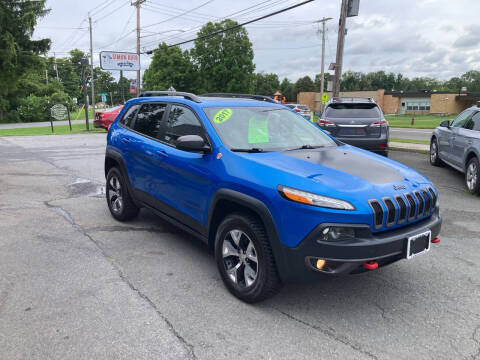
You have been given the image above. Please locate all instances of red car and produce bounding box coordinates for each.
[94,105,123,130]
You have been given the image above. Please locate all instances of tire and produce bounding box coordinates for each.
[430,138,443,166]
[465,157,480,195]
[215,212,282,303]
[106,167,139,221]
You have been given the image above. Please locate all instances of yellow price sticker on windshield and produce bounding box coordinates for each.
[213,108,232,123]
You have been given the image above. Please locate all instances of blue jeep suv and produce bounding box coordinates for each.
[104,91,442,303]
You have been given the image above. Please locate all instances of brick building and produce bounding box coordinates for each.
[298,89,480,115]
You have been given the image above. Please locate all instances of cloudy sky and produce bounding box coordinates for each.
[33,0,480,83]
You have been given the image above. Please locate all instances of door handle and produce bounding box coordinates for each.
[121,137,131,144]
[156,150,169,158]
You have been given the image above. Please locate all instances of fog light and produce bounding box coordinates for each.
[321,226,355,242]
[316,259,326,270]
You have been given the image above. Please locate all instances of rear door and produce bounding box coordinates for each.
[125,102,168,195]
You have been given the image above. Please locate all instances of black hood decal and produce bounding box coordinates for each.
[284,147,403,185]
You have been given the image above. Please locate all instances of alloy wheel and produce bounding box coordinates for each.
[430,141,437,163]
[108,175,123,213]
[466,162,478,191]
[222,230,258,288]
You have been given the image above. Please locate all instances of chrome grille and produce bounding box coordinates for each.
[369,200,384,229]
[394,196,407,224]
[414,191,425,217]
[405,193,417,220]
[369,187,437,230]
[383,198,396,226]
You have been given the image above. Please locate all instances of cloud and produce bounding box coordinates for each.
[453,25,480,48]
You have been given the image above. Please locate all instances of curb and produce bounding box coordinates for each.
[389,142,429,155]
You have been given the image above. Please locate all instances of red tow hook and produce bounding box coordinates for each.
[431,237,440,244]
[363,261,379,270]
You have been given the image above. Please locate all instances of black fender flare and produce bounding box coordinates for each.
[207,188,291,282]
[105,148,141,208]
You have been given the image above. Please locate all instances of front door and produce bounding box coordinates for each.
[447,109,475,166]
[154,104,216,227]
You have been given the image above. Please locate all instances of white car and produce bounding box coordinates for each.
[286,104,311,120]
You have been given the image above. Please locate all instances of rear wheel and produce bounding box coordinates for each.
[465,157,480,194]
[430,138,443,166]
[215,213,282,303]
[106,167,139,221]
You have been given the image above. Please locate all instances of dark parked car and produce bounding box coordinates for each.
[318,98,389,156]
[105,91,441,303]
[430,102,480,194]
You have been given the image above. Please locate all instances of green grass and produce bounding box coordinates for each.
[0,123,106,136]
[390,138,430,145]
[71,108,94,120]
[385,114,455,129]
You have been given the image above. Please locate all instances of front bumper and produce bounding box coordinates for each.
[280,209,442,282]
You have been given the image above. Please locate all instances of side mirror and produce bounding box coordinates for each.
[440,120,450,128]
[176,135,210,153]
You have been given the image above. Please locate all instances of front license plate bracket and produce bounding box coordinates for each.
[406,230,431,259]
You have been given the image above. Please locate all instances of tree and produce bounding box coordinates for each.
[143,43,197,92]
[254,72,280,96]
[0,0,51,122]
[294,76,315,94]
[190,19,255,93]
[280,78,295,102]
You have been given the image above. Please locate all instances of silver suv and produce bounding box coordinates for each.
[286,104,311,120]
[430,102,480,194]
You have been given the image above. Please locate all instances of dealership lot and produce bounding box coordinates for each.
[0,134,479,360]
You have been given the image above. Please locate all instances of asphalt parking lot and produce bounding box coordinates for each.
[0,133,479,360]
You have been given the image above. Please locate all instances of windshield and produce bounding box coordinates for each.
[325,103,380,118]
[203,107,336,151]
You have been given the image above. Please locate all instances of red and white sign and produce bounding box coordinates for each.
[100,51,140,71]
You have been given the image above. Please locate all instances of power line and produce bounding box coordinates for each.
[144,0,315,54]
[141,0,215,30]
[93,0,130,22]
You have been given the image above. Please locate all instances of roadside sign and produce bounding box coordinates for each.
[98,93,107,102]
[322,93,328,104]
[129,79,137,94]
[100,51,140,71]
[51,104,68,120]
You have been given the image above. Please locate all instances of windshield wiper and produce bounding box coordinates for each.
[230,148,266,153]
[285,145,326,151]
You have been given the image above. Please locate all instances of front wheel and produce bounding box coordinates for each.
[215,213,282,303]
[465,157,480,194]
[430,138,443,166]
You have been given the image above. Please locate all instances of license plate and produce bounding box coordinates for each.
[406,230,431,259]
[340,128,365,136]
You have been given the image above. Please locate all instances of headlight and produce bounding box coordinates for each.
[278,185,355,210]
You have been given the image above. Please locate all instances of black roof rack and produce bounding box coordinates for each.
[139,91,201,103]
[331,97,375,103]
[201,93,278,103]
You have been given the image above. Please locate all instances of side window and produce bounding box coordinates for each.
[160,105,206,146]
[133,103,166,138]
[471,112,480,131]
[119,104,140,128]
[451,109,474,128]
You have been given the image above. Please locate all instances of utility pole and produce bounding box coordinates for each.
[53,52,59,81]
[81,58,90,130]
[89,15,95,124]
[132,0,145,96]
[120,70,125,103]
[315,17,332,112]
[332,0,348,97]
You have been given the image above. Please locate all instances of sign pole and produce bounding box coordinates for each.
[49,106,54,133]
[66,103,72,131]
